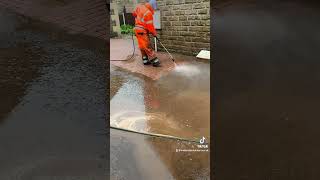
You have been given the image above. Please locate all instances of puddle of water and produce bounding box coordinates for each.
[110,61,210,140]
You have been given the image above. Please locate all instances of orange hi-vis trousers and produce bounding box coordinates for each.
[135,28,156,60]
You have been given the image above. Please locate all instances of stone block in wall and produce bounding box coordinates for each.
[166,0,174,5]
[188,26,203,32]
[187,15,201,20]
[174,26,188,31]
[201,15,210,20]
[160,31,172,36]
[185,10,197,15]
[173,6,181,10]
[174,0,185,5]
[171,21,182,26]
[165,26,175,31]
[198,9,208,14]
[184,37,192,42]
[182,21,190,26]
[171,40,185,46]
[171,31,180,36]
[193,3,206,9]
[190,21,204,26]
[175,11,185,15]
[179,16,187,21]
[168,16,178,21]
[192,37,210,43]
[194,32,207,37]
[180,4,192,10]
[162,21,171,27]
[167,36,180,40]
[201,26,210,32]
[180,31,195,36]
[185,0,194,4]
[163,10,174,16]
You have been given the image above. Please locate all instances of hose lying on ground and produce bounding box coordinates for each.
[105,126,206,144]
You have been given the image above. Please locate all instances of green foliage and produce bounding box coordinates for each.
[120,24,134,34]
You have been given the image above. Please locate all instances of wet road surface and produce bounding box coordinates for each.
[0,8,106,179]
[214,1,320,179]
[110,56,210,179]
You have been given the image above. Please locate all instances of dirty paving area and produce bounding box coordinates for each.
[110,45,210,179]
[0,8,106,179]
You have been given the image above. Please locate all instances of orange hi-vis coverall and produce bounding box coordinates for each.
[132,3,157,60]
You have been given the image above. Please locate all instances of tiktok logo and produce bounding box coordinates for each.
[200,137,206,144]
[197,137,208,149]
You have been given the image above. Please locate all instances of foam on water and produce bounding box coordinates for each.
[173,64,201,76]
[110,111,180,133]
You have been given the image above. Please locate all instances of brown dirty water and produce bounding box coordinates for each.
[110,60,210,140]
[110,38,190,80]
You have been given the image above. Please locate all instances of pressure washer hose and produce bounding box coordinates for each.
[109,126,204,144]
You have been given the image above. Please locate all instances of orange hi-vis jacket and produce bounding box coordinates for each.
[132,3,156,36]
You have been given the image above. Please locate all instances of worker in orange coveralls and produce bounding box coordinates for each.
[132,1,160,67]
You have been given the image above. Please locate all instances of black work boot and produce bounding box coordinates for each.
[151,57,160,67]
[142,56,151,65]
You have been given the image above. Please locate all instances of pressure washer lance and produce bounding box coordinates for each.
[155,36,175,62]
[98,126,208,144]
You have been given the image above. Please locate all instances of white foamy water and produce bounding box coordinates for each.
[173,64,201,77]
[110,111,180,133]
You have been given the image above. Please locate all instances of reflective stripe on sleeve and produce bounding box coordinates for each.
[145,20,153,24]
[143,11,150,18]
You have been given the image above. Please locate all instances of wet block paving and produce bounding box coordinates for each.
[0,0,107,40]
[110,38,194,80]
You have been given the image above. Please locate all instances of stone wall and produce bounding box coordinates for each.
[114,0,138,13]
[110,1,122,36]
[157,0,210,56]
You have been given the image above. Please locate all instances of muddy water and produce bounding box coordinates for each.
[110,59,210,179]
[110,61,210,140]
